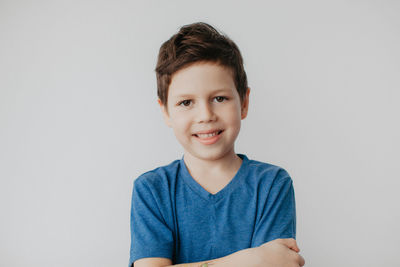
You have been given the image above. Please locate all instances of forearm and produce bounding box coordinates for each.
[136,239,303,267]
[165,247,253,267]
[166,238,304,267]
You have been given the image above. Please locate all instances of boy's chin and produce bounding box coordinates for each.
[184,148,235,162]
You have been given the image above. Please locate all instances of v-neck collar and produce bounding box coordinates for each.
[179,154,249,203]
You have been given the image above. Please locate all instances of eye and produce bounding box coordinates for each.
[214,96,228,103]
[178,99,192,107]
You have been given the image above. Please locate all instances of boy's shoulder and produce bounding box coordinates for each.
[133,158,181,188]
[245,155,293,185]
[247,156,284,170]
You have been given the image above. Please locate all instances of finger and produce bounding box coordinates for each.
[276,238,300,252]
[298,254,305,266]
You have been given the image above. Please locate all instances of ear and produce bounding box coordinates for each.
[158,98,172,128]
[241,87,250,120]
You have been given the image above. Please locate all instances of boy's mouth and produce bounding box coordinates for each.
[192,130,223,139]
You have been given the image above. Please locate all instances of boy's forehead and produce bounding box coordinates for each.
[168,62,236,98]
[172,88,233,98]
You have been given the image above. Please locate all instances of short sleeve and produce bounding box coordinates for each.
[129,176,174,266]
[251,169,296,247]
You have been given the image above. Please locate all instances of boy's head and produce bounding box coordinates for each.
[155,22,248,114]
[155,22,250,161]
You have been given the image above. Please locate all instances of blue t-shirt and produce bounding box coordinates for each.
[129,154,296,266]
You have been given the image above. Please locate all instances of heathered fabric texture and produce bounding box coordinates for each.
[129,154,296,266]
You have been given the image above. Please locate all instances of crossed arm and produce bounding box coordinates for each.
[134,238,305,267]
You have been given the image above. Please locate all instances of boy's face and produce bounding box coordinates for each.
[158,61,250,161]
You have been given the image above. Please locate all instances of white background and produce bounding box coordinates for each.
[1,0,399,266]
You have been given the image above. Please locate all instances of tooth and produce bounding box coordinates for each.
[197,131,218,138]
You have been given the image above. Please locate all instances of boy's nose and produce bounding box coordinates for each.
[197,102,216,123]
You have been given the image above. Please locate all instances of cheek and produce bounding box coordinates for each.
[225,105,242,124]
[174,116,192,132]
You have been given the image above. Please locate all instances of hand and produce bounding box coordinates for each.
[262,238,301,253]
[256,238,305,267]
[229,238,305,267]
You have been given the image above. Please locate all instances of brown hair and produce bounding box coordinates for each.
[155,22,248,111]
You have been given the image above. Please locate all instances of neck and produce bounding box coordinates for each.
[183,148,242,180]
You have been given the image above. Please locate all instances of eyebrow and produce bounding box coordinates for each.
[173,88,232,98]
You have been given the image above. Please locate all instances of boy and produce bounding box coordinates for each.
[130,22,305,267]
